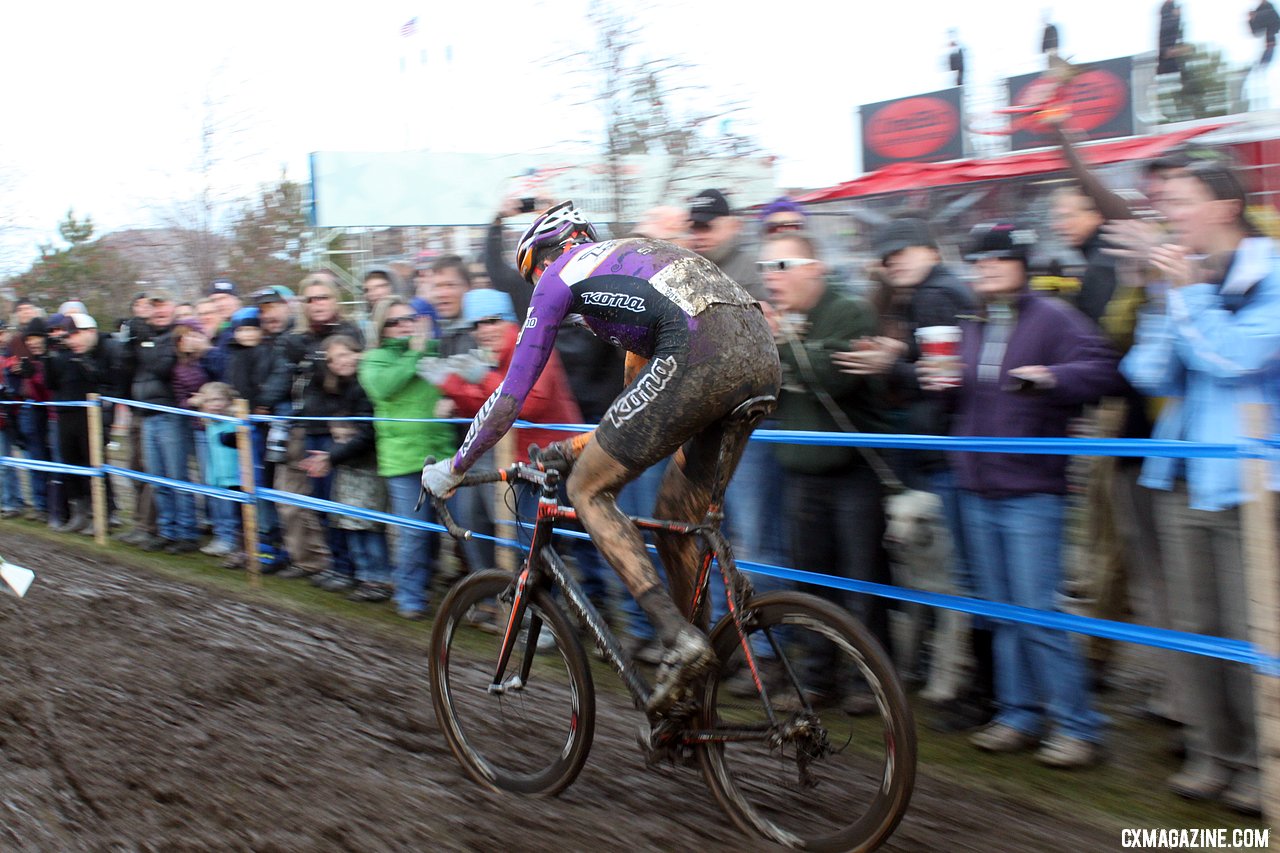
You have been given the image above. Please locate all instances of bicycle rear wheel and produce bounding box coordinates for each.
[430,570,595,796]
[697,591,916,852]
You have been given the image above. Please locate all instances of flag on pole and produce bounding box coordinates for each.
[400,17,418,38]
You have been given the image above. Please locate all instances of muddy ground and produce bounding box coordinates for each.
[0,529,1121,852]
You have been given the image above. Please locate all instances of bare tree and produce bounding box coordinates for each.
[549,0,762,231]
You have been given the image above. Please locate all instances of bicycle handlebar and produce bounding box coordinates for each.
[418,455,564,541]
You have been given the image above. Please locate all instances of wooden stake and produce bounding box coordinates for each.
[233,400,261,587]
[87,394,107,546]
[1240,402,1278,822]
[494,431,517,572]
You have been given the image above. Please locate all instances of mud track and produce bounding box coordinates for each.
[0,531,1116,851]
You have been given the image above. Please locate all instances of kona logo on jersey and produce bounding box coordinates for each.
[606,356,677,428]
[559,241,618,285]
[580,291,646,313]
[457,384,502,460]
[516,311,537,345]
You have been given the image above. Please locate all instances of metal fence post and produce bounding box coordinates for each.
[87,395,108,545]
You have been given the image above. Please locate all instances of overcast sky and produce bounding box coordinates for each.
[0,0,1266,273]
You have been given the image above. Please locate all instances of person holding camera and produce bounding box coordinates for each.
[271,272,364,581]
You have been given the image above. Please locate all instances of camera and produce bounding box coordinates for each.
[519,197,537,214]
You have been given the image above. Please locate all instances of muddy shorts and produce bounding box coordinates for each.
[594,303,782,471]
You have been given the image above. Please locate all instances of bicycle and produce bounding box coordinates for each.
[425,397,916,852]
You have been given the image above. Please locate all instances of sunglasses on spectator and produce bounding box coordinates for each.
[757,258,818,273]
[764,220,805,235]
[473,317,505,328]
[384,315,415,328]
[305,294,333,303]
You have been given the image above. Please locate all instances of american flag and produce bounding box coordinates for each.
[400,17,417,38]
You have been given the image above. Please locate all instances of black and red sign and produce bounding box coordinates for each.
[1006,56,1134,151]
[860,88,964,172]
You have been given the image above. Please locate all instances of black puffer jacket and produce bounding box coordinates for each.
[48,338,124,403]
[279,319,365,434]
[122,321,178,409]
[225,341,289,413]
[311,375,377,469]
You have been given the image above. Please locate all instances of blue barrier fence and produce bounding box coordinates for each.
[1,396,1276,677]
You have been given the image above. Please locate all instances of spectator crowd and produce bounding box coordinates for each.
[2,156,1277,819]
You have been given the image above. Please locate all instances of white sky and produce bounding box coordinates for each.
[0,0,1265,273]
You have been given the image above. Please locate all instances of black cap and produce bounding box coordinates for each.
[874,218,937,259]
[964,222,1037,263]
[207,278,238,297]
[22,317,48,338]
[253,287,284,305]
[689,189,732,224]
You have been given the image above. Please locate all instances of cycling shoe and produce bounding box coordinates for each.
[645,628,716,716]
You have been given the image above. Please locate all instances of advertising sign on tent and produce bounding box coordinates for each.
[1005,56,1135,151]
[859,88,965,173]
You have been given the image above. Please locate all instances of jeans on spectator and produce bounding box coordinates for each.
[718,432,789,626]
[786,465,893,687]
[617,462,667,643]
[0,426,25,511]
[929,467,985,631]
[209,491,241,550]
[386,473,437,615]
[18,405,49,513]
[347,529,392,585]
[143,413,197,542]
[961,491,1103,743]
[454,449,496,572]
[514,482,616,612]
[305,433,352,578]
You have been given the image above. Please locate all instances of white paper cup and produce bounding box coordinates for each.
[915,325,962,387]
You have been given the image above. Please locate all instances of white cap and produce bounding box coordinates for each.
[69,313,98,330]
[58,300,87,315]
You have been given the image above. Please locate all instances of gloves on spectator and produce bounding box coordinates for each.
[421,458,464,498]
[416,349,498,386]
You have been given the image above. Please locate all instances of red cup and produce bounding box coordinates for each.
[915,325,962,387]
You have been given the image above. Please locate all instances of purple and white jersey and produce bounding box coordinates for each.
[451,238,755,471]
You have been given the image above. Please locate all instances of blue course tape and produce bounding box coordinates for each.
[0,400,96,408]
[7,406,1278,674]
[100,465,252,503]
[0,457,103,477]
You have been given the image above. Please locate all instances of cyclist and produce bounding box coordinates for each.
[421,201,781,714]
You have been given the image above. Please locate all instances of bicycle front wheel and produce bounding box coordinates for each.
[429,570,595,796]
[698,590,916,852]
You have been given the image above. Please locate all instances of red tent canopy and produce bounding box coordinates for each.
[796,124,1230,204]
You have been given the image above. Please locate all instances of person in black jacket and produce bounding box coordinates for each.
[120,291,198,551]
[272,273,365,581]
[298,335,391,600]
[1250,0,1280,66]
[47,313,122,534]
[833,217,992,730]
[1050,185,1119,324]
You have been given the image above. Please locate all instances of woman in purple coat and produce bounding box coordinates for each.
[924,222,1123,769]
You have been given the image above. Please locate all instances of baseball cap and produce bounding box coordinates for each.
[68,313,98,331]
[689,189,732,224]
[208,278,239,297]
[58,300,87,315]
[874,218,938,260]
[230,306,261,329]
[964,222,1037,263]
[252,287,285,305]
[146,287,175,303]
[461,289,517,326]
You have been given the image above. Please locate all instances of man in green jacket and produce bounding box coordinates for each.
[762,233,895,706]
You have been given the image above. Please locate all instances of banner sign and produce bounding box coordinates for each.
[860,88,965,173]
[1006,56,1134,151]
